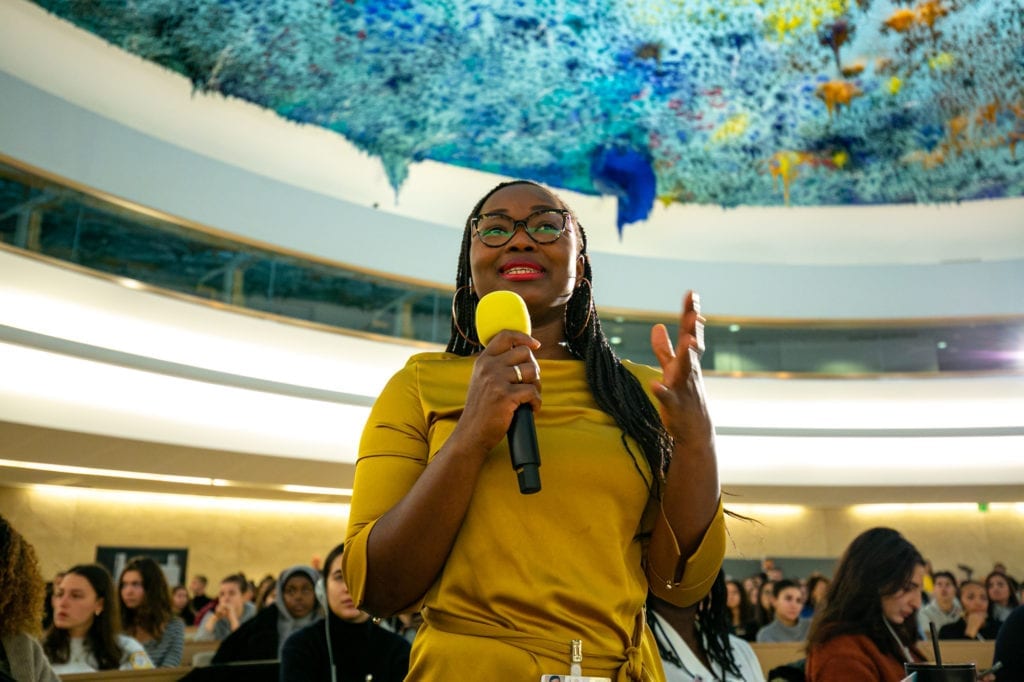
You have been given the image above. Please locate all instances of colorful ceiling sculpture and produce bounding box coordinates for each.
[31,0,1024,230]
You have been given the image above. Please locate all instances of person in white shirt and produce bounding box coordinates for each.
[42,563,154,674]
[649,571,766,682]
[917,570,962,636]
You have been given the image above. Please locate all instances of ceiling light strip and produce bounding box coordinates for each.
[0,458,352,498]
[715,425,1024,438]
[0,323,375,407]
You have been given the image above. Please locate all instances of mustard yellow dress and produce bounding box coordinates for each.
[344,353,725,681]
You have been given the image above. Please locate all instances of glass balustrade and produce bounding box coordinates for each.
[2,156,1021,375]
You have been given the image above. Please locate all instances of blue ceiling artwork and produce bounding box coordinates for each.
[30,0,1024,231]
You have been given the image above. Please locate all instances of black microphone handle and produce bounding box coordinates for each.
[507,404,541,494]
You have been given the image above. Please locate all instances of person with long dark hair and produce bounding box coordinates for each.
[43,563,154,673]
[805,527,927,681]
[343,180,725,680]
[724,579,760,642]
[985,570,1019,627]
[0,515,60,682]
[118,556,185,667]
[649,571,765,681]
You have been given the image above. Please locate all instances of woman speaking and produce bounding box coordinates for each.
[344,180,725,681]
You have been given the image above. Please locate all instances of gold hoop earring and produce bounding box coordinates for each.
[451,285,482,348]
[567,277,594,340]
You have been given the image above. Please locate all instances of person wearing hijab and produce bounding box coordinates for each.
[212,565,321,663]
[281,544,410,681]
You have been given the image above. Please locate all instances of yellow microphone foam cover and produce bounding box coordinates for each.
[475,290,531,346]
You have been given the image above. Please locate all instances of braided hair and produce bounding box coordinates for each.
[648,571,743,681]
[446,180,673,490]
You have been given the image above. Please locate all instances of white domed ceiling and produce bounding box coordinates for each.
[24,0,1024,232]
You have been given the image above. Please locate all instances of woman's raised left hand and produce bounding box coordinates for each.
[649,290,714,447]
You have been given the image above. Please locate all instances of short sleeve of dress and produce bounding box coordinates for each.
[343,357,432,607]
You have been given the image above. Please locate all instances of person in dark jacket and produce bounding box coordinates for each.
[213,566,320,663]
[993,604,1023,681]
[280,544,409,682]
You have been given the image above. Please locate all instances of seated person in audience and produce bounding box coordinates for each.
[0,514,60,682]
[743,575,760,605]
[43,563,155,673]
[171,584,197,627]
[649,570,765,681]
[805,527,927,682]
[118,556,185,667]
[724,578,760,642]
[194,573,256,642]
[756,579,810,643]
[253,574,277,612]
[281,544,410,681]
[189,574,213,614]
[985,570,1019,626]
[993,604,1023,681]
[213,565,321,663]
[801,575,829,620]
[754,580,775,629]
[917,570,962,636]
[938,580,1001,641]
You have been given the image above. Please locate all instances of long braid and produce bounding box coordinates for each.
[647,571,743,681]
[446,180,672,491]
[695,571,743,680]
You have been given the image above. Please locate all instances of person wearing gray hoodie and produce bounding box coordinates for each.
[212,565,322,663]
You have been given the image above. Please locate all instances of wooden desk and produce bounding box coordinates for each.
[61,667,190,681]
[181,639,219,667]
[750,639,996,676]
[922,640,995,667]
[750,641,806,676]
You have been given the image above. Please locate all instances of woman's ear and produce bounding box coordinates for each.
[575,254,586,287]
[94,597,104,616]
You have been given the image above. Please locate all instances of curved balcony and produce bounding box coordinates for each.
[3,154,1021,377]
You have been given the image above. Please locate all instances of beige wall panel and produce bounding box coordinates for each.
[3,486,1021,588]
[724,506,1023,580]
[0,487,348,585]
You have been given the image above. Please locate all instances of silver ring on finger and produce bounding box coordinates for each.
[512,364,524,384]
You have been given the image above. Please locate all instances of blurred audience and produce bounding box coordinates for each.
[0,515,60,682]
[118,556,185,667]
[253,574,277,612]
[43,563,154,673]
[756,579,810,643]
[171,585,197,626]
[724,578,760,642]
[754,580,775,630]
[188,574,212,614]
[985,570,1019,626]
[194,573,255,642]
[938,580,1001,641]
[281,544,409,681]
[918,570,962,635]
[213,565,321,663]
[801,575,829,619]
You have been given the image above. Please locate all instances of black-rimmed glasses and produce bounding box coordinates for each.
[471,209,570,247]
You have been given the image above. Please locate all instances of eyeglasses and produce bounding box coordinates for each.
[472,209,570,247]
